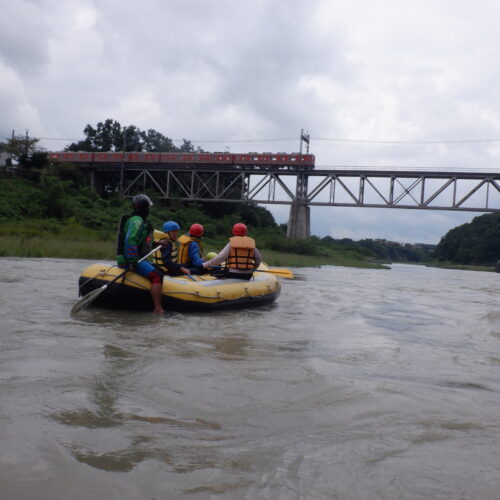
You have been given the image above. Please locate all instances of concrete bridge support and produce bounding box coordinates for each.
[286,201,310,239]
[89,169,105,196]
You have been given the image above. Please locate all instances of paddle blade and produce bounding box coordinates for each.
[70,284,108,315]
[256,268,294,279]
[267,268,294,278]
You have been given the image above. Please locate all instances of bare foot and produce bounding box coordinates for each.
[153,308,165,315]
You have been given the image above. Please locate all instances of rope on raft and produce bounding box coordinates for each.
[91,271,277,301]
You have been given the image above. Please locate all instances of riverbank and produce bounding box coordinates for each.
[429,263,496,273]
[0,227,387,269]
[2,218,495,272]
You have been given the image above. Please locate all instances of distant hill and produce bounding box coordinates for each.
[433,213,500,266]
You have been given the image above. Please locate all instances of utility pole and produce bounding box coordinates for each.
[120,132,126,192]
[25,129,29,159]
[299,129,310,154]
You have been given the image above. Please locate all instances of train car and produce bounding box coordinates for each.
[158,152,233,165]
[93,152,124,163]
[126,152,161,163]
[48,152,94,162]
[233,152,315,169]
[197,153,233,164]
[160,153,193,164]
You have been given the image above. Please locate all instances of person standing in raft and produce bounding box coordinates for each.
[178,223,206,274]
[116,194,164,315]
[203,223,262,280]
[153,221,191,277]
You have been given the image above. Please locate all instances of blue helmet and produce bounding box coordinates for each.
[163,220,180,232]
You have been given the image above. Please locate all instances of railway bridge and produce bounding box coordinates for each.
[49,151,500,239]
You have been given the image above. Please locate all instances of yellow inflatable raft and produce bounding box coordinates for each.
[77,263,281,312]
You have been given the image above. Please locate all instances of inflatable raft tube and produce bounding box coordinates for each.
[77,263,281,312]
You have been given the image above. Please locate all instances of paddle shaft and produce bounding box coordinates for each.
[209,265,294,279]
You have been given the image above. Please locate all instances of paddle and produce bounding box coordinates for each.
[255,268,294,279]
[70,245,161,315]
[208,265,294,279]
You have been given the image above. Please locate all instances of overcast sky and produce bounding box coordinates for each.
[1,0,500,243]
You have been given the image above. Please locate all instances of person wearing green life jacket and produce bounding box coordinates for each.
[116,194,164,315]
[152,221,191,277]
[178,223,206,274]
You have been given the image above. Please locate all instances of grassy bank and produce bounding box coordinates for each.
[0,223,386,268]
[428,263,496,273]
[261,248,388,268]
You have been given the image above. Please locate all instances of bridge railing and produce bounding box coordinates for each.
[316,165,500,174]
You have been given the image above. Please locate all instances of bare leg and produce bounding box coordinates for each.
[150,282,164,314]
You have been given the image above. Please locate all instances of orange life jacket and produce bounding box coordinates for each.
[227,236,256,270]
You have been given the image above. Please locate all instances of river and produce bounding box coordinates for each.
[0,258,499,499]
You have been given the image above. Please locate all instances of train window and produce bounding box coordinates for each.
[161,154,177,162]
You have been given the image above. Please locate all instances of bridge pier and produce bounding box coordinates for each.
[286,201,310,239]
[89,169,105,196]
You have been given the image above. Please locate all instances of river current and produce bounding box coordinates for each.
[0,258,499,499]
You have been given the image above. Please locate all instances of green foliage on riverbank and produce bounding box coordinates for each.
[0,173,393,267]
[0,170,440,268]
[0,231,389,268]
[431,263,495,272]
[433,213,500,266]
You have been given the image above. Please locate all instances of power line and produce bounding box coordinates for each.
[176,137,296,144]
[2,135,297,143]
[4,134,500,145]
[314,137,500,144]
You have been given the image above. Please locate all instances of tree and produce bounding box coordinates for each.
[140,129,175,152]
[178,139,197,153]
[67,119,121,152]
[434,213,500,265]
[5,135,44,165]
[4,135,46,177]
[66,118,195,153]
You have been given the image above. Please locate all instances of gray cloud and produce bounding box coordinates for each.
[1,0,499,241]
[0,1,51,75]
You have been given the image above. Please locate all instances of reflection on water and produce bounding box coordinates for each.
[0,258,499,499]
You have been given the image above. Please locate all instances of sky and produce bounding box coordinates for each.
[1,0,500,244]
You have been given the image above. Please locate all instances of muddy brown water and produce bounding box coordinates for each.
[0,258,499,499]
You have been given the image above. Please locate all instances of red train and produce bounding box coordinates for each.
[48,151,315,169]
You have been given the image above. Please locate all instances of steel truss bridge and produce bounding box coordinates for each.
[78,162,500,239]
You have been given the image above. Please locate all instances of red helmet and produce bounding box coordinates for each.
[189,223,204,237]
[232,223,247,236]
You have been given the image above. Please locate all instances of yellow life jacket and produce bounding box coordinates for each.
[178,234,203,265]
[227,236,256,270]
[152,230,178,272]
